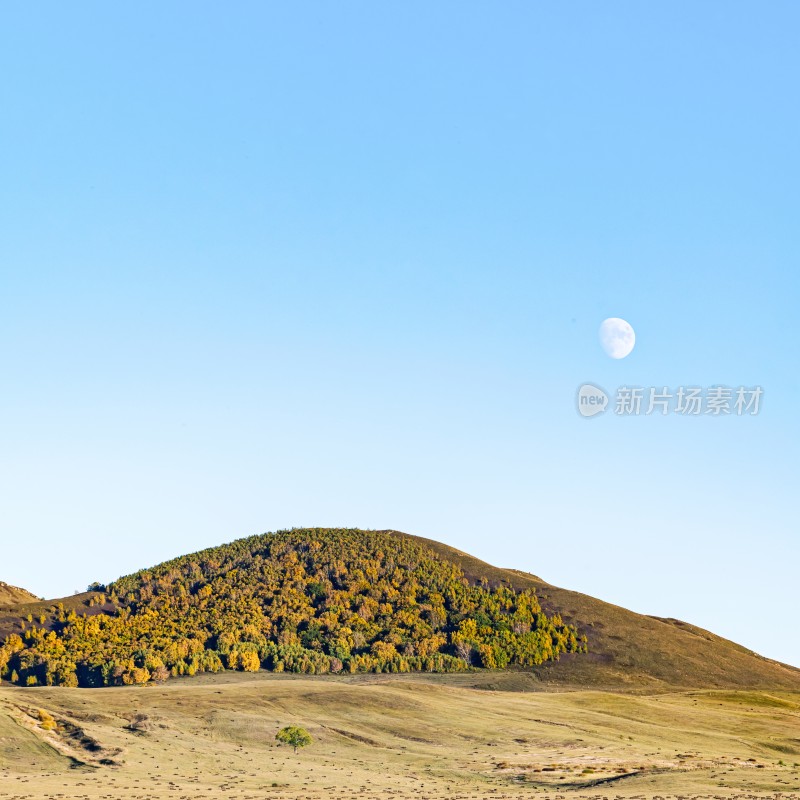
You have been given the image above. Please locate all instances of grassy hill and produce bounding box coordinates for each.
[394,531,800,691]
[1,528,798,691]
[0,582,38,606]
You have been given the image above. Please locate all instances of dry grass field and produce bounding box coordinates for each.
[1,671,798,800]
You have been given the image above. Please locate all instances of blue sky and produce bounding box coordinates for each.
[1,4,798,666]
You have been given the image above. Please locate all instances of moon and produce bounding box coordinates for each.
[599,317,635,359]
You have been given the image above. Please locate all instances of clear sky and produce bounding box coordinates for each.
[1,4,798,667]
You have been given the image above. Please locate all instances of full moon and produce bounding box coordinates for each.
[599,317,635,359]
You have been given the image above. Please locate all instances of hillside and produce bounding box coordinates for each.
[1,528,798,692]
[0,529,583,688]
[394,531,800,691]
[0,582,38,606]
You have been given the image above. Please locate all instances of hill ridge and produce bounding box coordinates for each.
[385,531,800,689]
[0,581,38,606]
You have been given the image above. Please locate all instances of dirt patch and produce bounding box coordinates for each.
[9,704,122,768]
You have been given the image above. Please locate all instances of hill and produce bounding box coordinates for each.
[0,582,38,606]
[0,529,583,688]
[394,531,800,691]
[1,528,798,692]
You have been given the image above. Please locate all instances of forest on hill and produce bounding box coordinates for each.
[0,529,585,687]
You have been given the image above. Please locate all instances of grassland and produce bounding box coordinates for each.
[1,671,798,799]
[0,584,38,608]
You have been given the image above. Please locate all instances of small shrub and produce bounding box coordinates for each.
[150,665,170,684]
[126,712,150,732]
[38,709,57,731]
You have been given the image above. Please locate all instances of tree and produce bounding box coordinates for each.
[239,650,261,672]
[275,725,312,754]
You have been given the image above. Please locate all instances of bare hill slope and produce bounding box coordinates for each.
[389,530,800,690]
[0,582,38,606]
